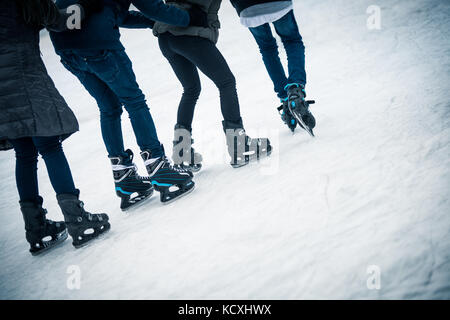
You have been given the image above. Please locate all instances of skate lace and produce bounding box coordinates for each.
[130,164,150,181]
[163,156,189,173]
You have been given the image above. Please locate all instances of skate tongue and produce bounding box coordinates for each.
[111,163,136,171]
[144,157,166,177]
[143,156,161,167]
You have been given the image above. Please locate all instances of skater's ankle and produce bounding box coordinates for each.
[284,83,299,91]
[175,123,192,132]
[149,146,165,160]
[19,195,43,206]
[56,189,80,200]
[285,83,305,91]
[222,118,244,132]
[109,150,134,167]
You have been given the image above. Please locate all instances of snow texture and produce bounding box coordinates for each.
[0,0,449,299]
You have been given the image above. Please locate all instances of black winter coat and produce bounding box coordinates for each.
[0,0,79,151]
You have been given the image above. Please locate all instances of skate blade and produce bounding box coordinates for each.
[161,183,195,205]
[231,153,272,168]
[289,106,315,138]
[121,191,155,212]
[230,156,271,169]
[175,163,202,174]
[301,124,315,137]
[31,229,68,256]
[73,224,111,249]
[230,148,272,169]
[189,165,202,174]
[231,163,248,169]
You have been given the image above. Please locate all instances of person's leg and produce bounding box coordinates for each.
[32,136,77,196]
[273,12,316,135]
[77,74,129,161]
[9,137,69,254]
[9,137,40,202]
[158,34,201,129]
[272,10,307,87]
[59,53,130,162]
[37,135,113,248]
[167,35,242,124]
[84,50,164,158]
[248,23,289,99]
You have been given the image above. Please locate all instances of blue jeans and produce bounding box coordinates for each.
[9,136,77,202]
[249,10,306,99]
[59,49,164,164]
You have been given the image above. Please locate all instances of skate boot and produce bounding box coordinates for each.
[277,98,301,133]
[141,146,195,204]
[110,149,154,211]
[20,196,68,256]
[285,83,316,137]
[57,191,110,248]
[172,124,203,173]
[222,119,272,168]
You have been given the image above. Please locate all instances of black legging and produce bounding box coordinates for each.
[9,136,77,202]
[158,33,242,129]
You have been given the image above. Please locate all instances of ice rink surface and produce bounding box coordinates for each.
[0,0,449,299]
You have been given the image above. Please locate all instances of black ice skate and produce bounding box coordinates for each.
[277,98,302,133]
[57,192,110,249]
[141,147,195,204]
[110,149,154,211]
[20,196,68,256]
[285,83,316,137]
[172,124,203,173]
[223,119,272,168]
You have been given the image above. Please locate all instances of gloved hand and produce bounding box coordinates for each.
[187,4,208,27]
[77,0,104,17]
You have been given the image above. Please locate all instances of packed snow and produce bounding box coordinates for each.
[0,0,449,299]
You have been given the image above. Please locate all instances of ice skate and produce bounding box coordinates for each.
[141,147,195,204]
[110,149,154,211]
[172,124,203,173]
[277,98,303,133]
[20,197,68,256]
[285,83,316,137]
[57,192,110,248]
[222,119,272,168]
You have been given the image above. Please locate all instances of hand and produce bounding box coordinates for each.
[77,0,104,17]
[187,4,208,27]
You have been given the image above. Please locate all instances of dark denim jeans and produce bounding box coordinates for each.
[9,136,77,202]
[59,49,164,164]
[249,10,306,99]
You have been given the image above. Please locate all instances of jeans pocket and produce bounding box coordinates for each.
[84,50,120,83]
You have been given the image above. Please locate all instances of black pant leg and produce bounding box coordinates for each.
[9,137,39,202]
[165,34,242,123]
[32,136,77,196]
[158,34,202,129]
